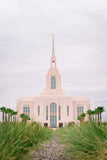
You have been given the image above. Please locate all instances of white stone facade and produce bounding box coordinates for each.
[17,35,90,128]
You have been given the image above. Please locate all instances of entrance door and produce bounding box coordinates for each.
[50,103,57,128]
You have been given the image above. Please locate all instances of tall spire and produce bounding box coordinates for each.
[52,33,54,54]
[51,33,56,68]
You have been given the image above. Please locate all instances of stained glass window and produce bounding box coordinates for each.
[46,106,48,120]
[38,106,40,116]
[51,76,56,89]
[23,106,30,116]
[50,103,57,128]
[59,106,61,120]
[67,106,69,116]
[77,107,84,119]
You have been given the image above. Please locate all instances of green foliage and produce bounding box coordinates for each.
[0,107,18,123]
[102,122,107,127]
[0,122,53,160]
[0,107,6,122]
[56,122,107,160]
[20,113,30,122]
[68,122,75,127]
[78,113,86,122]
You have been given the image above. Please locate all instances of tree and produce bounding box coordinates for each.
[7,108,11,122]
[94,108,98,122]
[81,113,86,122]
[97,106,104,126]
[20,113,30,123]
[91,111,95,122]
[4,108,8,122]
[13,111,18,122]
[78,113,86,123]
[10,109,14,123]
[87,110,92,121]
[0,107,6,122]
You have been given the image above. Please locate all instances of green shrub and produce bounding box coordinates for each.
[68,122,75,127]
[0,122,52,160]
[56,122,107,160]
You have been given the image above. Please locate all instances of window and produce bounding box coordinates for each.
[50,103,57,128]
[51,76,56,89]
[38,106,40,116]
[59,106,61,120]
[23,106,30,116]
[67,106,69,116]
[77,107,84,119]
[46,106,48,120]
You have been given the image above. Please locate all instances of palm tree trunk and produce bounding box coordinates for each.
[93,115,94,122]
[3,112,4,122]
[95,115,97,122]
[15,116,16,122]
[8,114,10,122]
[11,115,12,123]
[5,114,7,122]
[100,112,101,126]
[98,113,99,123]
[89,115,91,121]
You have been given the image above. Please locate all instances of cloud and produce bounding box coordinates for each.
[0,0,107,121]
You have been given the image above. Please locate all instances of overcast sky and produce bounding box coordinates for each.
[0,0,107,121]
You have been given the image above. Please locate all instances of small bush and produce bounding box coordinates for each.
[68,121,75,127]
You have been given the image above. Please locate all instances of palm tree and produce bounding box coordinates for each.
[91,111,95,122]
[0,107,6,122]
[96,107,100,124]
[78,115,82,122]
[81,113,86,122]
[97,106,104,126]
[95,108,98,122]
[87,110,92,121]
[4,108,8,122]
[7,108,12,122]
[10,109,14,123]
[78,113,86,123]
[20,113,30,123]
[13,111,18,122]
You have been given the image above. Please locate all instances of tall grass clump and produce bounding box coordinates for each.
[56,122,107,160]
[0,122,52,160]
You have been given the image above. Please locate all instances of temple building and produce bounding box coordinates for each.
[17,34,90,128]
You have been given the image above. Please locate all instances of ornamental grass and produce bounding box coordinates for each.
[0,122,52,160]
[56,122,107,160]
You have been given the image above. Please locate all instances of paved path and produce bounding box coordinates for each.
[29,133,71,160]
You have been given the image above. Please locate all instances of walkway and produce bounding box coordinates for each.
[29,133,71,160]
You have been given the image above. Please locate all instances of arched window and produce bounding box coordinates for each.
[23,106,30,116]
[50,103,57,128]
[67,106,69,116]
[38,106,40,116]
[51,76,56,89]
[77,107,84,119]
[59,106,61,120]
[46,106,48,120]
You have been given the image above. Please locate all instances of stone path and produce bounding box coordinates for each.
[29,133,71,160]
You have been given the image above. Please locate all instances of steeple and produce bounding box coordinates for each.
[51,33,56,68]
[52,33,54,53]
[40,34,66,96]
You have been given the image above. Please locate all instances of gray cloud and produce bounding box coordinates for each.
[0,0,107,121]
